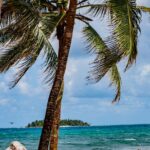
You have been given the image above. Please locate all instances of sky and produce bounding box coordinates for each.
[1,0,150,128]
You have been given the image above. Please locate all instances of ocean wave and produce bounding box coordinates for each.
[124,138,136,141]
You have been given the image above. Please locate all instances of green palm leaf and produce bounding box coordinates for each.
[137,6,150,13]
[109,64,121,103]
[0,0,64,87]
[83,24,121,102]
[84,0,141,70]
[87,4,109,18]
[110,0,141,70]
[10,26,57,88]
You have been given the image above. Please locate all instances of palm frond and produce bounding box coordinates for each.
[109,64,121,103]
[78,3,109,18]
[75,14,92,25]
[0,0,64,87]
[10,51,41,88]
[78,0,88,6]
[88,4,109,18]
[81,0,141,70]
[83,24,121,102]
[10,25,57,88]
[107,0,141,70]
[137,6,150,13]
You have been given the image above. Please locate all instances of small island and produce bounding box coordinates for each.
[26,119,90,128]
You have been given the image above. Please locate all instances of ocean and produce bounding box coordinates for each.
[0,125,150,150]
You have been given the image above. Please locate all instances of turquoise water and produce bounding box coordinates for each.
[1,125,150,150]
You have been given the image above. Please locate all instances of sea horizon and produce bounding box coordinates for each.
[1,123,150,129]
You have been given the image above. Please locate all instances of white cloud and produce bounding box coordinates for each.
[65,58,80,96]
[0,99,10,106]
[17,80,29,94]
[0,82,8,92]
[140,65,150,77]
[96,97,147,114]
[136,0,150,6]
[66,61,77,77]
[16,78,49,97]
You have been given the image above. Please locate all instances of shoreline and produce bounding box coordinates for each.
[1,124,150,129]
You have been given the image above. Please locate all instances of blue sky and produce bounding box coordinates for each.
[1,0,150,128]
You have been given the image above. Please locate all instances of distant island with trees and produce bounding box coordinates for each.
[26,119,90,128]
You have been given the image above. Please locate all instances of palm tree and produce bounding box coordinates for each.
[44,1,141,149]
[0,1,64,149]
[38,1,78,149]
[0,0,76,149]
[0,0,146,150]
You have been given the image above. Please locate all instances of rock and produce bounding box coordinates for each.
[6,141,27,150]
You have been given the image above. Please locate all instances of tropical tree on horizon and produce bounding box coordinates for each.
[0,0,149,150]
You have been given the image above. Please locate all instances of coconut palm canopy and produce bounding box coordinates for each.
[0,0,146,102]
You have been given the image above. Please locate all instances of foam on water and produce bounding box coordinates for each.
[124,138,136,141]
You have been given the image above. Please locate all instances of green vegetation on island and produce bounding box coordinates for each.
[26,119,90,128]
[60,119,90,126]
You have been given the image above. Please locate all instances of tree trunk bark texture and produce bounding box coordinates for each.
[38,0,77,149]
[50,82,64,150]
[50,21,65,150]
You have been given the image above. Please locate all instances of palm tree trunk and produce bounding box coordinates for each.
[49,22,65,150]
[50,82,64,150]
[38,1,77,149]
[0,0,3,17]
